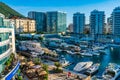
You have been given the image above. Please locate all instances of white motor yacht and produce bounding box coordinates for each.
[66,50,75,55]
[92,52,100,56]
[80,52,93,57]
[56,48,62,52]
[99,50,106,54]
[74,62,93,72]
[102,63,120,80]
[86,63,100,75]
[88,49,100,56]
[92,76,104,80]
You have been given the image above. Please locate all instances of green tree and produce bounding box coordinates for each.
[54,62,62,70]
[39,36,44,42]
[54,62,63,73]
[42,64,48,80]
[18,76,23,80]
[33,58,41,65]
[42,64,48,72]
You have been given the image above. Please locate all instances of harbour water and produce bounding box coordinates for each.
[58,47,120,76]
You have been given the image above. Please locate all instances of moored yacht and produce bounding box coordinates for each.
[108,44,120,48]
[55,48,62,52]
[102,63,120,80]
[99,50,106,54]
[91,50,100,56]
[66,50,75,55]
[80,52,93,57]
[74,62,93,72]
[85,63,100,75]
[92,76,104,80]
[92,52,100,56]
[80,45,88,48]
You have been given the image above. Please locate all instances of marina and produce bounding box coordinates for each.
[57,46,120,78]
[1,0,120,79]
[17,35,120,79]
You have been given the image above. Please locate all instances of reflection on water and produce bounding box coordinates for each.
[58,47,120,76]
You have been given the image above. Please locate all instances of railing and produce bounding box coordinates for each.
[0,39,10,47]
[0,28,14,33]
[0,48,12,61]
[0,60,20,80]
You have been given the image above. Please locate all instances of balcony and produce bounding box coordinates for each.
[0,28,13,33]
[0,48,12,61]
[0,54,20,80]
[0,39,10,47]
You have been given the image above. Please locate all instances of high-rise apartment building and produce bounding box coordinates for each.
[107,17,112,25]
[90,10,105,34]
[105,17,112,34]
[112,7,120,35]
[47,11,66,33]
[0,13,20,80]
[73,12,85,34]
[28,11,46,32]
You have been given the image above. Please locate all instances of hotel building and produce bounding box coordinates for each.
[0,13,20,80]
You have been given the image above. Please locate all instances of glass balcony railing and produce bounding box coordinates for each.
[0,26,13,28]
[0,39,10,46]
[0,48,12,62]
[0,55,20,80]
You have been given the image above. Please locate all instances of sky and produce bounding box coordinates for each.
[1,0,120,26]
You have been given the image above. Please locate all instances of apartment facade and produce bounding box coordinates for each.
[90,10,105,34]
[11,18,36,33]
[47,11,66,33]
[73,12,85,34]
[28,11,46,32]
[112,7,120,35]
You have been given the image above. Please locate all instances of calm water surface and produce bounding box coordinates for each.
[58,47,120,76]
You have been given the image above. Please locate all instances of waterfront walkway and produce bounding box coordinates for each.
[63,69,88,79]
[21,73,29,80]
[43,59,88,80]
